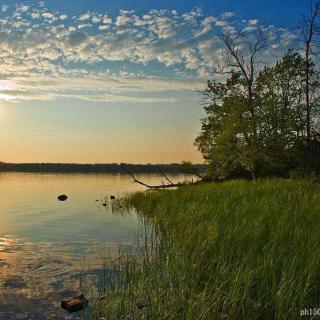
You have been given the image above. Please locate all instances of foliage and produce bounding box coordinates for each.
[179,161,206,178]
[195,50,320,179]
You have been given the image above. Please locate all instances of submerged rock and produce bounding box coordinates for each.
[61,293,88,313]
[57,194,68,201]
[3,276,26,289]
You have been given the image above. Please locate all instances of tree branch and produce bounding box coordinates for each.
[120,164,210,189]
[121,164,184,189]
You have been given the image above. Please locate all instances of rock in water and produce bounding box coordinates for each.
[57,194,68,201]
[61,294,88,313]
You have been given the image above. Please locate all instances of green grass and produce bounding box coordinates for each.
[93,179,320,320]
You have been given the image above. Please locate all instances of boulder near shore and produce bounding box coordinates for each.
[61,293,88,313]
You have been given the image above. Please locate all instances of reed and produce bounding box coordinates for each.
[92,179,320,319]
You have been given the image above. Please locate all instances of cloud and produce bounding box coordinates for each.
[215,20,227,27]
[78,12,91,21]
[67,31,89,47]
[80,94,179,104]
[78,23,92,29]
[221,12,235,18]
[0,4,299,104]
[248,19,258,25]
[0,75,204,103]
[92,16,101,23]
[18,5,30,13]
[201,17,217,33]
[31,12,40,19]
[99,25,109,30]
[149,16,176,39]
[102,15,112,24]
[43,12,55,19]
[115,10,138,26]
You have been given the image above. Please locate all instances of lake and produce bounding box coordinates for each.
[0,172,186,319]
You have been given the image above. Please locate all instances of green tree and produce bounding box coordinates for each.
[196,50,320,179]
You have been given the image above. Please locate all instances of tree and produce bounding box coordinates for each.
[216,27,272,101]
[300,1,320,156]
[196,26,273,179]
[195,49,320,179]
[254,51,306,174]
[196,72,263,180]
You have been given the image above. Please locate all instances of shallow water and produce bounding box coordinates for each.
[0,172,186,319]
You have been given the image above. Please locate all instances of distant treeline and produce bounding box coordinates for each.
[0,162,207,174]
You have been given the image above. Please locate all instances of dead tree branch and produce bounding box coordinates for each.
[121,164,209,189]
[216,25,272,99]
[121,164,183,189]
[158,169,175,185]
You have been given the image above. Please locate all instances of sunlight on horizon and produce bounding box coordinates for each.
[0,80,17,102]
[0,94,16,102]
[0,0,305,164]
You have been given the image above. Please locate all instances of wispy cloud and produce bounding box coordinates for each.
[0,2,298,103]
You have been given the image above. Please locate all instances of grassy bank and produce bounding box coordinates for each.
[93,179,320,320]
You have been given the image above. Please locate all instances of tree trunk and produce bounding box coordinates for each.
[305,48,311,146]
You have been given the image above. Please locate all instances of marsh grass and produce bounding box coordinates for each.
[92,179,320,319]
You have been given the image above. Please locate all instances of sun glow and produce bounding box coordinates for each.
[0,93,16,101]
[0,80,18,101]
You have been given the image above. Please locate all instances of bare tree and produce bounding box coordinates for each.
[216,26,272,101]
[300,0,320,145]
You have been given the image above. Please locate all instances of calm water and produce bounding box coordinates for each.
[0,172,186,319]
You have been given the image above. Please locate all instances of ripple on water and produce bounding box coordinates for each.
[0,237,105,319]
[3,276,27,289]
[0,172,153,319]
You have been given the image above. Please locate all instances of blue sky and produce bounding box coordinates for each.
[0,0,308,163]
[4,0,306,27]
[4,0,305,29]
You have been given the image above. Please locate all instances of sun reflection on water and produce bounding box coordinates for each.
[0,237,16,252]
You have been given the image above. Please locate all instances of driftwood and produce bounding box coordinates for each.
[121,164,209,189]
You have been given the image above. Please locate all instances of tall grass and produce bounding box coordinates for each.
[93,179,320,319]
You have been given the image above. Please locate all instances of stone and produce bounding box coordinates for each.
[57,194,68,201]
[61,293,88,313]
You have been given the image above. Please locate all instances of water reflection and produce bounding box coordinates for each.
[0,236,121,319]
[0,172,186,319]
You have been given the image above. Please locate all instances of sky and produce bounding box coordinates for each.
[0,0,307,164]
